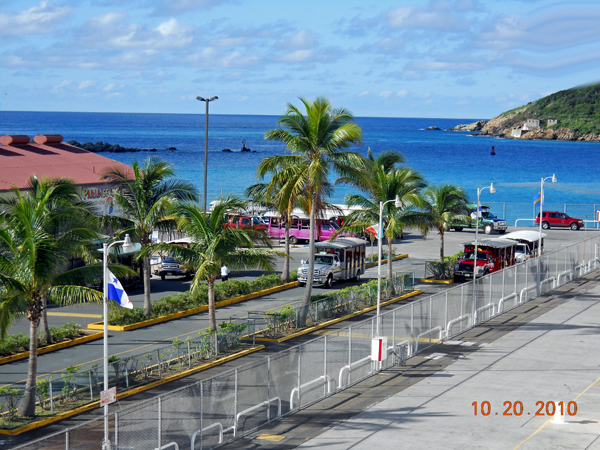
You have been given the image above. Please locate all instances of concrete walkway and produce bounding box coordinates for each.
[293,273,600,450]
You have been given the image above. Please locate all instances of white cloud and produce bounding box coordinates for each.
[386,2,469,32]
[358,90,371,97]
[278,49,314,63]
[379,90,394,98]
[397,89,409,97]
[103,83,117,92]
[0,1,72,36]
[78,80,96,89]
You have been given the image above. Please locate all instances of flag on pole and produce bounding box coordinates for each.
[532,192,543,205]
[107,269,133,309]
[365,224,382,240]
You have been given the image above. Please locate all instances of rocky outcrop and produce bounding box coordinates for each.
[445,120,488,132]
[426,126,441,130]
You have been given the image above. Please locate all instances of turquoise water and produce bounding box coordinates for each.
[1,111,598,223]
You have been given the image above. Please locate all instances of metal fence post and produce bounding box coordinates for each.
[411,302,414,342]
[234,369,238,423]
[50,381,54,414]
[65,428,69,450]
[89,371,93,401]
[348,327,352,382]
[158,396,162,450]
[460,285,464,332]
[267,356,271,422]
[324,335,328,396]
[114,412,118,449]
[188,341,191,367]
[157,348,161,378]
[200,382,204,446]
[445,292,448,338]
[297,348,301,409]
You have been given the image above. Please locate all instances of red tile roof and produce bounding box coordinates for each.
[0,135,133,191]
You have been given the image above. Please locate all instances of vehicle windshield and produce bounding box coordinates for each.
[481,211,496,219]
[314,255,334,265]
[515,244,526,254]
[463,252,489,261]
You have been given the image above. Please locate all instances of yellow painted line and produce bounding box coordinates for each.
[245,290,422,343]
[0,332,103,367]
[87,281,299,332]
[420,277,454,284]
[512,375,600,450]
[47,312,102,318]
[0,345,265,436]
[257,434,286,441]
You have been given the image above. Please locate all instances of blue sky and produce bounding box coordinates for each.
[2,0,600,119]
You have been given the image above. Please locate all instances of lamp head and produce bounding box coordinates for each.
[551,174,557,183]
[394,195,402,208]
[196,96,205,102]
[489,183,496,194]
[209,96,218,101]
[121,234,134,253]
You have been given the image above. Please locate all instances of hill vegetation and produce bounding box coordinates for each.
[500,83,600,135]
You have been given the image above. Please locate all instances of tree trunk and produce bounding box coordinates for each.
[299,198,317,327]
[41,293,51,345]
[440,228,445,262]
[143,254,152,316]
[282,223,290,282]
[208,277,217,331]
[18,303,41,417]
[387,234,395,296]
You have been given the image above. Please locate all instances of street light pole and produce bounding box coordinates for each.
[102,234,133,450]
[538,174,557,258]
[196,96,218,211]
[376,195,401,337]
[474,183,495,280]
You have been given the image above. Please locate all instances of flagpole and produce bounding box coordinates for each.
[102,235,133,450]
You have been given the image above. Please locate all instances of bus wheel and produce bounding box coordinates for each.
[354,271,361,282]
[289,236,298,245]
[161,274,165,280]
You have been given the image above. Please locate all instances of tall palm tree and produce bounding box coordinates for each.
[143,197,284,331]
[259,97,364,321]
[102,157,198,316]
[422,184,470,261]
[337,153,427,291]
[0,177,108,416]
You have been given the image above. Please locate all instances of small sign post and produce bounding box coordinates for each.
[100,387,117,407]
[371,336,388,362]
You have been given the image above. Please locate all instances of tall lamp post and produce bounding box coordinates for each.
[538,174,557,257]
[196,96,218,211]
[474,183,496,279]
[102,234,134,450]
[376,195,401,337]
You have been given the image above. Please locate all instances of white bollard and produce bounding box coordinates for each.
[552,400,565,424]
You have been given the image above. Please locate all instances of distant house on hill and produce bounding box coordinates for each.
[523,119,540,130]
[511,128,523,138]
[0,134,133,217]
[547,119,558,126]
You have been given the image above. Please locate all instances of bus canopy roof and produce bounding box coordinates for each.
[315,237,367,250]
[502,230,546,243]
[462,238,519,249]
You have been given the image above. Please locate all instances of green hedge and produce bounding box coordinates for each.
[108,274,290,326]
[0,323,83,357]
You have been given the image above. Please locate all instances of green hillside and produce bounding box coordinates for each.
[500,83,600,135]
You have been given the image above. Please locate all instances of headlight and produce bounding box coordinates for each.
[319,269,327,275]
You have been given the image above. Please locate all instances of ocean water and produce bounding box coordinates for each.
[1,111,599,224]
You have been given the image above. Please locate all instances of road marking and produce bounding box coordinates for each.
[47,312,102,318]
[512,375,600,450]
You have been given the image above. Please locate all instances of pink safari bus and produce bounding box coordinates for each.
[263,212,342,244]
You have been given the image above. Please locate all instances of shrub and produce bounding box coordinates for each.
[0,323,83,357]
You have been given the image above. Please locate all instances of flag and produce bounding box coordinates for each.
[365,224,382,239]
[107,269,133,309]
[532,192,542,205]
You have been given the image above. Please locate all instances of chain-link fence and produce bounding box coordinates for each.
[0,324,249,430]
[11,235,600,449]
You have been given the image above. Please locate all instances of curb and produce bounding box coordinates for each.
[245,289,422,343]
[0,331,103,366]
[365,254,408,269]
[0,345,265,436]
[88,281,299,332]
[420,277,454,284]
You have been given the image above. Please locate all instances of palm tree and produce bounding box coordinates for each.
[143,197,284,331]
[0,177,108,416]
[337,152,427,291]
[102,157,198,316]
[259,97,364,321]
[422,184,470,261]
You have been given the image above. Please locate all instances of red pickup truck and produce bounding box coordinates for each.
[225,216,268,231]
[453,238,518,281]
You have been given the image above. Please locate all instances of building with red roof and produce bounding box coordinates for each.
[0,134,133,216]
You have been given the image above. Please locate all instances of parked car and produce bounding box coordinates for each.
[225,215,268,231]
[448,204,507,235]
[535,211,584,230]
[153,258,194,280]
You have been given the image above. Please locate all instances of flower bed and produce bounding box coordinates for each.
[0,323,84,357]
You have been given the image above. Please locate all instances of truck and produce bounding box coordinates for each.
[502,230,546,263]
[448,204,508,235]
[453,238,518,282]
[297,237,366,288]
